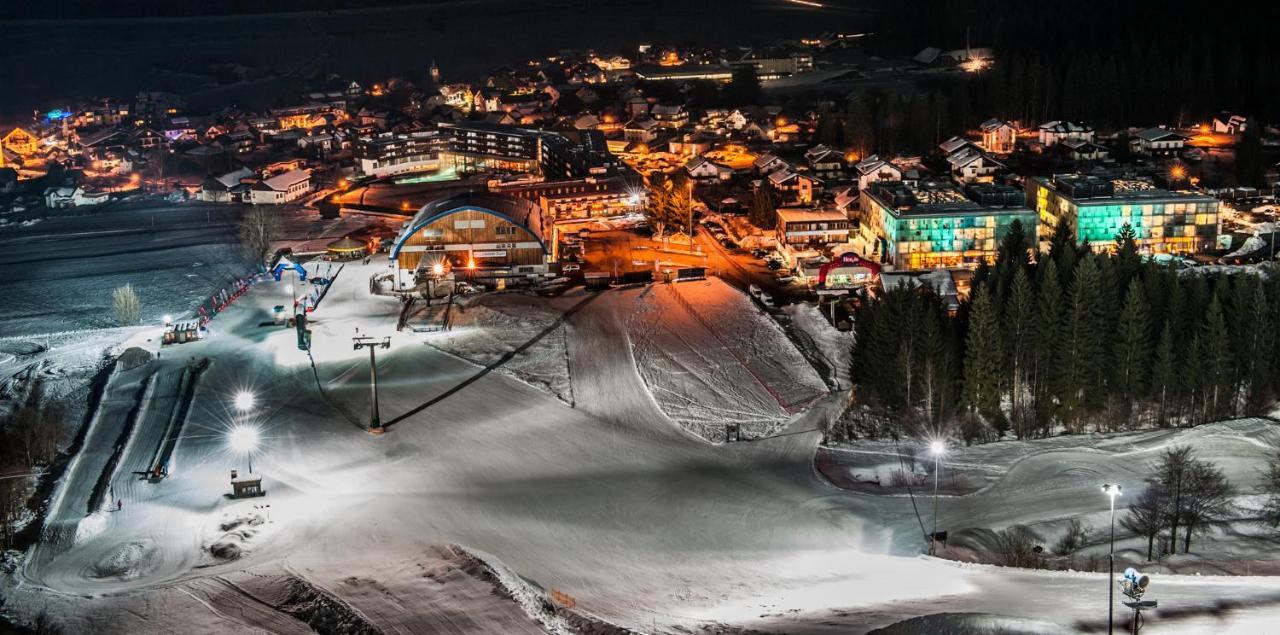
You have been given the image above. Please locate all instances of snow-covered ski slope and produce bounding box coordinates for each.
[10,259,1280,634]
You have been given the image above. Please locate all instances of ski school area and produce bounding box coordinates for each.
[6,248,1280,634]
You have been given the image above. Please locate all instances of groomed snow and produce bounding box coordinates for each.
[6,253,1280,634]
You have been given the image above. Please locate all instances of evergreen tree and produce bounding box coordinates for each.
[748,185,778,230]
[1033,259,1064,431]
[1114,281,1151,426]
[1151,322,1177,427]
[1058,255,1105,429]
[1004,266,1035,436]
[1201,297,1232,419]
[963,286,1006,430]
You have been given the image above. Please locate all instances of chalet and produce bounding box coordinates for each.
[45,185,109,208]
[623,118,660,144]
[198,167,254,203]
[804,145,846,180]
[753,153,789,175]
[938,135,978,156]
[1061,137,1110,162]
[767,168,822,206]
[852,155,902,191]
[1,127,40,156]
[946,148,1004,184]
[127,127,167,152]
[979,119,1017,154]
[248,169,311,205]
[684,156,732,183]
[1130,127,1189,157]
[1037,121,1094,147]
[650,104,688,129]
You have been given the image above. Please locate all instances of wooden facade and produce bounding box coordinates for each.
[392,197,549,277]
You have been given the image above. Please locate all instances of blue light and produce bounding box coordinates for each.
[47,109,67,120]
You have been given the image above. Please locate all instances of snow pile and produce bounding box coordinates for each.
[1225,235,1266,258]
[90,540,160,580]
[783,301,852,388]
[208,512,266,561]
[869,612,1072,634]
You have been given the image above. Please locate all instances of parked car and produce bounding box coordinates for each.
[766,258,783,271]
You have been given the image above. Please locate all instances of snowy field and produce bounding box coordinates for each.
[0,202,249,338]
[5,244,1280,633]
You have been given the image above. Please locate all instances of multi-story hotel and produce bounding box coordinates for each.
[1026,174,1219,254]
[860,181,1036,270]
[356,130,448,177]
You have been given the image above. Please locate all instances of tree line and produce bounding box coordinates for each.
[846,220,1280,444]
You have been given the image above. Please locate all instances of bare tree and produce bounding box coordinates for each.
[0,471,27,549]
[1121,481,1167,561]
[112,284,142,326]
[11,404,65,469]
[1052,517,1092,557]
[239,205,281,265]
[993,525,1041,568]
[1156,446,1194,554]
[1178,460,1233,553]
[1261,453,1280,530]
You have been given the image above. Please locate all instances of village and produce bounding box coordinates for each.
[5,6,1280,633]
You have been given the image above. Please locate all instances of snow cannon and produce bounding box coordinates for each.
[271,256,308,282]
[1120,567,1150,600]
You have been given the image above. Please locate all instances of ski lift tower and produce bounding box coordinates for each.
[353,335,391,434]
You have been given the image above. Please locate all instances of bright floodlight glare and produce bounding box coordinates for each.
[1102,483,1122,497]
[228,424,259,453]
[929,440,946,456]
[233,390,256,412]
[432,262,445,276]
[163,314,173,325]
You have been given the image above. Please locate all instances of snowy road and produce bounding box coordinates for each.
[9,259,1280,634]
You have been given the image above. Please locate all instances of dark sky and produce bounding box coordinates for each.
[0,0,870,118]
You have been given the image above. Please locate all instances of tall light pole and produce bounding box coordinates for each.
[929,440,946,556]
[1103,483,1123,635]
[230,391,259,472]
[353,336,391,431]
[229,424,260,473]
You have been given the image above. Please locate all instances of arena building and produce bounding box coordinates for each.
[389,193,549,288]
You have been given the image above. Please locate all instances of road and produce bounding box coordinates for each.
[694,226,803,303]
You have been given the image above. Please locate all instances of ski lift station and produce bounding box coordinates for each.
[389,193,550,289]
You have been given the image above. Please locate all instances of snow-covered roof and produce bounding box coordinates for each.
[255,169,310,192]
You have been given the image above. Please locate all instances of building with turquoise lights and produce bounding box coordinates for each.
[1026,175,1219,254]
[858,181,1036,270]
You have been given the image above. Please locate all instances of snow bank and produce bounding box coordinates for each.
[869,612,1072,635]
[783,301,852,388]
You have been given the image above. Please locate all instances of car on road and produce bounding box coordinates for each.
[750,248,768,258]
[766,259,783,271]
[720,238,738,249]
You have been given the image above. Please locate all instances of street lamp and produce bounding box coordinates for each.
[228,424,260,473]
[233,390,256,413]
[1103,483,1123,634]
[162,314,173,326]
[929,440,946,555]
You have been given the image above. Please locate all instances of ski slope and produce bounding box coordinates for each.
[7,258,1280,634]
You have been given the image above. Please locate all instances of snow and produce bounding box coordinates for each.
[5,221,1280,634]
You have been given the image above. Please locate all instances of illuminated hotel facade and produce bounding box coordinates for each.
[860,181,1036,270]
[1026,175,1220,254]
